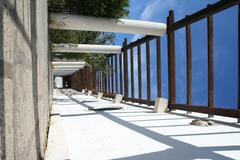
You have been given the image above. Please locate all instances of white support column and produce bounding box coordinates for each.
[51,44,122,54]
[49,13,167,36]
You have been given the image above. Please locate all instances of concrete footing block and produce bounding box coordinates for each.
[81,89,85,94]
[153,98,168,113]
[114,94,123,104]
[97,92,103,99]
[87,90,92,96]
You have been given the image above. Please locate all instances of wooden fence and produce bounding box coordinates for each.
[96,0,240,120]
[65,0,240,121]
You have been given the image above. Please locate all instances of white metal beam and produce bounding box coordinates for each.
[53,70,78,72]
[49,13,166,36]
[53,68,81,71]
[53,69,77,72]
[53,71,75,76]
[52,61,86,66]
[53,66,83,69]
[51,44,121,54]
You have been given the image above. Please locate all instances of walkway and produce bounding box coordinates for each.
[45,89,240,160]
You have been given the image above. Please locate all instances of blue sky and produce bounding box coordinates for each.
[111,0,238,109]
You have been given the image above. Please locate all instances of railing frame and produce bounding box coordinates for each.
[93,0,240,120]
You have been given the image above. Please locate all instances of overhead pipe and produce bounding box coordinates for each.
[52,61,86,66]
[51,44,122,54]
[53,65,85,69]
[49,13,166,36]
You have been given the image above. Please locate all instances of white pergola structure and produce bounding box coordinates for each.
[49,13,166,36]
[53,69,83,76]
[52,61,86,66]
[51,44,122,54]
[49,13,167,75]
[52,61,86,76]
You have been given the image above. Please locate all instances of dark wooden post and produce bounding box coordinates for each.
[146,41,151,105]
[119,52,123,94]
[138,45,142,103]
[156,37,162,98]
[130,48,135,102]
[123,38,129,98]
[208,10,214,118]
[115,55,118,93]
[111,56,114,94]
[167,10,176,106]
[186,16,192,114]
[238,4,240,123]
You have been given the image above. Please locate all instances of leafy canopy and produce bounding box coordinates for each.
[49,0,129,73]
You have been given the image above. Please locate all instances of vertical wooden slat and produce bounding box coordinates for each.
[86,68,89,90]
[238,4,240,123]
[92,68,96,92]
[100,71,102,92]
[111,56,114,94]
[123,38,128,98]
[167,10,176,105]
[156,37,162,97]
[130,48,135,102]
[146,41,151,105]
[75,72,77,90]
[108,58,111,95]
[76,69,78,90]
[208,13,214,117]
[186,19,192,109]
[104,69,107,95]
[87,68,89,90]
[98,71,100,92]
[138,45,142,103]
[115,55,118,93]
[95,70,98,92]
[83,68,86,90]
[119,52,123,94]
[87,67,93,90]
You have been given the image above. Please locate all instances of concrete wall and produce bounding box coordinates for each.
[0,0,50,159]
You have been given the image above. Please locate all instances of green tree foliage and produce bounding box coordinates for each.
[49,0,129,73]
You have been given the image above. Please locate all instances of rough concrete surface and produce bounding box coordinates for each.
[45,102,70,160]
[0,0,50,159]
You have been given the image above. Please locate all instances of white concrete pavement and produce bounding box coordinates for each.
[45,89,240,160]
